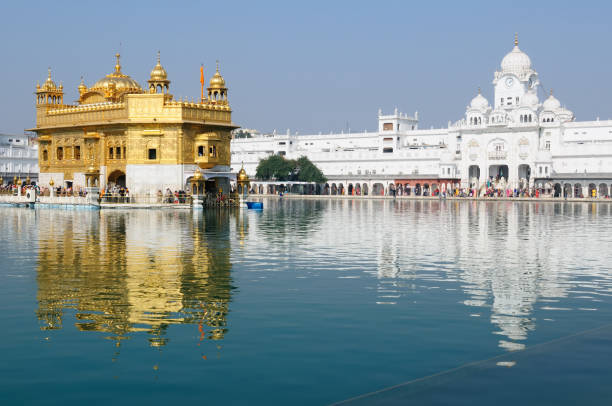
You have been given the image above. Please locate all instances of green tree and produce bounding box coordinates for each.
[255,155,326,183]
[256,155,296,181]
[296,156,327,183]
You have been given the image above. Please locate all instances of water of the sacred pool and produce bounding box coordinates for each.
[1,199,612,405]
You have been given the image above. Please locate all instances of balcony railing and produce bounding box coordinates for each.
[488,151,507,160]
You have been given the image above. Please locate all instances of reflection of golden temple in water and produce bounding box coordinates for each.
[36,209,239,347]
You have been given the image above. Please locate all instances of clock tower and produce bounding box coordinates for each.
[492,34,538,110]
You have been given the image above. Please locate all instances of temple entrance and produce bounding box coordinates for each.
[518,164,531,182]
[205,179,217,194]
[468,165,480,187]
[468,165,480,179]
[107,170,126,188]
[489,164,509,180]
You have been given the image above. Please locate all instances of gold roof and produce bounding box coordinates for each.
[209,62,226,89]
[150,51,168,81]
[42,68,57,90]
[90,53,143,93]
[237,167,249,182]
[78,77,87,92]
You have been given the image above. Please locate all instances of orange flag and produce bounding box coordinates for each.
[200,65,205,102]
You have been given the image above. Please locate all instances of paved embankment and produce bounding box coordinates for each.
[248,194,612,203]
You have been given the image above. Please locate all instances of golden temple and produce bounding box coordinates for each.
[31,53,238,195]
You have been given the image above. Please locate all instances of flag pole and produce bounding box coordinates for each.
[200,64,205,103]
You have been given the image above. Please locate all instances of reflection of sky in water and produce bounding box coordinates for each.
[2,200,612,404]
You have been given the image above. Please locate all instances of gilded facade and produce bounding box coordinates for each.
[31,54,238,195]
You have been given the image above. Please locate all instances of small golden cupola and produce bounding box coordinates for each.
[207,61,228,104]
[78,77,87,101]
[237,166,248,182]
[148,51,171,98]
[36,68,64,106]
[87,53,143,102]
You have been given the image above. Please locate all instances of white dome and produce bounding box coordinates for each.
[470,92,489,110]
[501,45,532,77]
[542,94,561,110]
[521,91,539,108]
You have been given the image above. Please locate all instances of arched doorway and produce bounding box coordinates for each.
[553,183,562,198]
[563,183,573,198]
[518,164,531,182]
[372,183,384,196]
[489,165,509,180]
[574,183,583,198]
[588,183,597,198]
[415,183,421,196]
[107,170,126,188]
[468,165,480,185]
[599,183,609,198]
[362,184,369,196]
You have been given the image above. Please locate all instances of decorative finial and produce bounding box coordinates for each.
[514,33,518,46]
[48,67,52,79]
[157,50,160,64]
[216,60,219,72]
[115,53,121,72]
[550,89,553,96]
[478,87,481,95]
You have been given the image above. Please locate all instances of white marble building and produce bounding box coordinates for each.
[0,134,39,184]
[232,37,612,197]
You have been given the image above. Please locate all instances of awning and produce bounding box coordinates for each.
[202,171,236,181]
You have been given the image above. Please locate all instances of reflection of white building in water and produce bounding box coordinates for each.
[232,37,612,198]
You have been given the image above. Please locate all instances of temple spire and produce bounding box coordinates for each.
[514,33,518,46]
[115,53,121,73]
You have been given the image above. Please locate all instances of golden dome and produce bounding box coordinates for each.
[192,168,203,181]
[209,62,226,88]
[150,51,168,81]
[90,53,143,94]
[42,68,57,90]
[237,167,249,182]
[78,77,87,93]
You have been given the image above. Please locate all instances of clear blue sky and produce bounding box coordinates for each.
[2,0,611,135]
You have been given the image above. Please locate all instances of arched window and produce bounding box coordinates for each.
[529,115,532,122]
[478,117,481,124]
[520,115,524,123]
